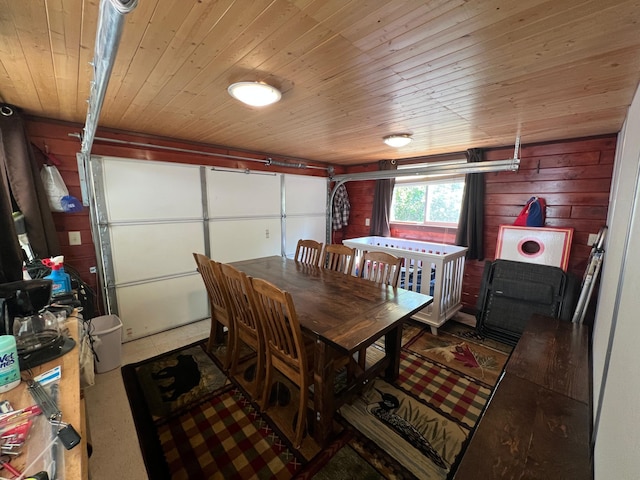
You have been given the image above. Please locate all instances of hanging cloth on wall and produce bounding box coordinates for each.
[332,183,351,230]
[370,160,396,236]
[514,196,546,227]
[0,103,61,282]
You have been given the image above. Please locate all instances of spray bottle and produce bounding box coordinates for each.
[42,256,72,297]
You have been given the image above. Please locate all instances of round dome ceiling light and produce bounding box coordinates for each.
[227,81,282,107]
[383,134,413,147]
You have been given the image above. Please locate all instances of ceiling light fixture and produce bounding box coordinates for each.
[227,81,282,107]
[383,134,413,147]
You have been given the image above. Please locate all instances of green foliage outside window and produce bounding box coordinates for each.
[392,185,426,222]
[427,182,464,222]
[391,179,464,224]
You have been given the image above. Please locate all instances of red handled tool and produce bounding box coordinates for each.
[0,454,22,477]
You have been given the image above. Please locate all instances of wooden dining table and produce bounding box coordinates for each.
[229,255,433,445]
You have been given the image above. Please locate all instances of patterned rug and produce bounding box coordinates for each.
[402,330,508,388]
[122,321,510,479]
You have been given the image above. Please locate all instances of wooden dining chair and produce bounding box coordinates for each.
[294,239,323,266]
[250,277,312,448]
[358,250,403,287]
[218,263,265,402]
[355,251,403,370]
[193,253,234,370]
[321,244,356,275]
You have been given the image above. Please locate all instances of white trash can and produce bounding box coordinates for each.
[91,315,123,373]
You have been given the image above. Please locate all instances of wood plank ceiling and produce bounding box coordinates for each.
[1,0,639,166]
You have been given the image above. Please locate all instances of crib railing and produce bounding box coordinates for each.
[343,236,468,334]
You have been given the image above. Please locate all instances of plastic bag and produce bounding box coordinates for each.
[40,165,69,212]
[61,195,83,213]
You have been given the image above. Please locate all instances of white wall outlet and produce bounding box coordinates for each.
[588,233,598,245]
[68,231,82,245]
[365,218,370,226]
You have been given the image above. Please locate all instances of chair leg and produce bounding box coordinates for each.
[253,346,265,403]
[260,358,273,411]
[222,329,235,372]
[294,381,308,448]
[229,333,241,377]
[206,317,217,353]
[207,316,231,371]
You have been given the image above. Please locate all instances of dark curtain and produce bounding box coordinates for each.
[0,103,60,282]
[370,160,397,237]
[455,148,485,260]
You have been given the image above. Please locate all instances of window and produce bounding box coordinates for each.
[391,175,465,226]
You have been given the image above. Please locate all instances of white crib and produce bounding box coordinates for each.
[343,236,468,334]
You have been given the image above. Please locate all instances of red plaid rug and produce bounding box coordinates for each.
[158,384,302,479]
[122,321,509,479]
[398,350,491,429]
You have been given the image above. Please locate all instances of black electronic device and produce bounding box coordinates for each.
[0,280,75,369]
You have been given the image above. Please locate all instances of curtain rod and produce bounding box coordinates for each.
[69,132,329,171]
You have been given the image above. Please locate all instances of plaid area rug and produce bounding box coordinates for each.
[122,321,509,479]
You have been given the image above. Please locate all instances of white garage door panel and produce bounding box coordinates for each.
[285,216,326,258]
[285,174,327,214]
[207,170,281,217]
[118,274,207,341]
[110,222,204,284]
[93,157,329,342]
[209,218,281,262]
[102,157,202,221]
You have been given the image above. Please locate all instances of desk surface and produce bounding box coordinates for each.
[1,316,85,479]
[231,256,433,354]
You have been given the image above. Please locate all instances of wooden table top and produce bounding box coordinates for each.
[454,315,592,480]
[1,315,85,479]
[506,314,590,404]
[230,256,433,354]
[455,373,592,479]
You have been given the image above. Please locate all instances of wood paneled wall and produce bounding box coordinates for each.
[26,119,98,304]
[342,134,616,319]
[24,115,615,322]
[24,116,334,316]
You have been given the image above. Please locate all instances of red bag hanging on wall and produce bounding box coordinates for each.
[514,196,546,227]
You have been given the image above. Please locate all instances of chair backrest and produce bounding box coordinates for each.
[294,239,323,266]
[358,250,402,287]
[218,263,261,337]
[322,244,356,275]
[193,253,230,326]
[250,277,308,376]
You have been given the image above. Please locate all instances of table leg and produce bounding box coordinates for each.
[313,339,335,446]
[384,325,402,382]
